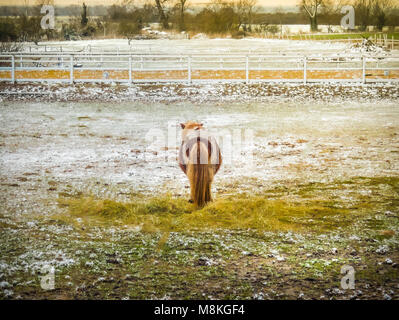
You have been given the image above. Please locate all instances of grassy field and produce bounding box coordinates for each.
[290,32,399,41]
[56,177,398,235]
[1,176,398,299]
[0,97,398,300]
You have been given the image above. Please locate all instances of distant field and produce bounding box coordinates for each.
[16,38,363,55]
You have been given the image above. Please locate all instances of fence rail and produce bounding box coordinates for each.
[1,53,399,84]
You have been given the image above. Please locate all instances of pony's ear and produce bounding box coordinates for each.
[180,123,185,129]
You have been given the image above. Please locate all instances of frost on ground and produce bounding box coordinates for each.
[1,82,399,104]
[0,85,399,299]
[33,38,352,55]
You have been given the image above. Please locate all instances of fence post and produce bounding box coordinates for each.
[392,36,394,51]
[303,57,307,85]
[11,55,15,84]
[129,55,132,85]
[70,55,74,84]
[362,56,366,84]
[245,55,249,84]
[188,56,192,84]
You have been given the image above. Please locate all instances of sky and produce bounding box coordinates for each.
[0,0,300,7]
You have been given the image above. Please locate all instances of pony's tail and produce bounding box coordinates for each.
[189,143,213,207]
[191,163,212,207]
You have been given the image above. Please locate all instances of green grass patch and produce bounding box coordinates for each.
[290,32,399,41]
[56,194,359,234]
[54,176,399,235]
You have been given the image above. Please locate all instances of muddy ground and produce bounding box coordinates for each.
[0,85,399,299]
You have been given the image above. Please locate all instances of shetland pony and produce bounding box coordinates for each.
[178,122,222,207]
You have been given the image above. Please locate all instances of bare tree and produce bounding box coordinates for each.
[81,2,88,27]
[354,0,394,31]
[320,0,343,32]
[372,0,394,30]
[354,0,375,30]
[154,0,169,29]
[300,0,325,31]
[177,0,188,31]
[236,0,257,32]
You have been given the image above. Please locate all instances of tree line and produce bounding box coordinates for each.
[300,0,399,32]
[0,0,398,44]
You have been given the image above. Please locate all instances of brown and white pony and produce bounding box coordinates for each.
[178,122,222,207]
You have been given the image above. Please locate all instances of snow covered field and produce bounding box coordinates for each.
[34,38,358,55]
[1,99,398,198]
[1,96,399,300]
[0,81,399,300]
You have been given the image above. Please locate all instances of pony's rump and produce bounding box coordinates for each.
[179,131,221,168]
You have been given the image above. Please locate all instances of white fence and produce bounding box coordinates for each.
[1,53,399,84]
